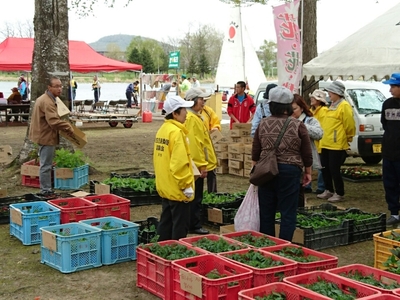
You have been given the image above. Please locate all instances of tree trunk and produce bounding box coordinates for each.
[13,0,73,166]
[300,0,318,104]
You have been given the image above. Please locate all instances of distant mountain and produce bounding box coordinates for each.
[89,34,164,52]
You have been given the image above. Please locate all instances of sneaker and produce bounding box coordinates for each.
[387,215,400,226]
[317,190,334,199]
[314,189,325,195]
[327,193,344,202]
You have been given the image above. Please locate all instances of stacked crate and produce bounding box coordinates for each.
[214,136,229,175]
[228,123,253,177]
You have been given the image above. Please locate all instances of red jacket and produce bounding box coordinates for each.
[227,93,256,129]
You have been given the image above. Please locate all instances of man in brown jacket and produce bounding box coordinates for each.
[29,76,74,195]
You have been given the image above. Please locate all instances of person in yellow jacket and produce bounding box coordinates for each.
[185,88,218,235]
[200,91,221,193]
[317,82,355,203]
[153,95,195,241]
[310,89,329,195]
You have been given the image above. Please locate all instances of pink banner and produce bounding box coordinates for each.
[273,0,302,93]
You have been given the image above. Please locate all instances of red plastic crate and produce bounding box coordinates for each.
[136,240,207,300]
[84,194,130,221]
[283,271,381,299]
[171,253,253,300]
[372,294,400,299]
[21,159,54,188]
[179,233,248,254]
[327,264,400,294]
[47,197,97,223]
[220,248,297,287]
[261,244,338,274]
[222,230,291,248]
[238,282,327,300]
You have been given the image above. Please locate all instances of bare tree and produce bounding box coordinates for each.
[0,22,15,39]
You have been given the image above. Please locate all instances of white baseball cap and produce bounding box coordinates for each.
[164,95,194,115]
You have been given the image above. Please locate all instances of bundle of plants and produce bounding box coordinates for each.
[141,242,199,260]
[53,149,87,168]
[102,177,156,194]
[202,191,244,208]
[340,166,382,179]
[192,237,246,253]
[271,246,320,263]
[230,232,277,248]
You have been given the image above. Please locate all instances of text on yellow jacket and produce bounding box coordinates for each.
[153,119,194,201]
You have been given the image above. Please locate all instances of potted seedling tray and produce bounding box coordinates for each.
[341,166,382,182]
[0,193,40,224]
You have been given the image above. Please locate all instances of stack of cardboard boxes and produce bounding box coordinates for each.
[227,123,253,178]
[212,131,229,175]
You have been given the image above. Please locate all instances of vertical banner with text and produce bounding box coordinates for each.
[168,51,180,69]
[273,0,302,93]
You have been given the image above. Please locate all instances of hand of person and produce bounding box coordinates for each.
[183,187,194,198]
[200,169,208,178]
[211,127,219,132]
[302,173,312,186]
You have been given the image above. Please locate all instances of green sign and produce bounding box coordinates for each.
[168,51,180,69]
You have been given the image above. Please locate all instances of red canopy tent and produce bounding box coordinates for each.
[0,37,142,72]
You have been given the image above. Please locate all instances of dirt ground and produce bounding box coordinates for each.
[0,117,388,299]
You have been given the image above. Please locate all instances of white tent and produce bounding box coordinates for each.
[303,3,400,81]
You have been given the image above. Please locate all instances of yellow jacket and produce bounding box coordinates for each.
[311,105,328,153]
[185,110,217,172]
[153,119,194,201]
[319,99,356,151]
[201,105,221,131]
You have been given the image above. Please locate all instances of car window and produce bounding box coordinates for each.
[347,89,385,114]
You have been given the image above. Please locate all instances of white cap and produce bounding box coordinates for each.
[164,95,194,115]
[267,86,294,104]
[185,88,211,101]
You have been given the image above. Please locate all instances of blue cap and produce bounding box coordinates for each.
[383,73,400,85]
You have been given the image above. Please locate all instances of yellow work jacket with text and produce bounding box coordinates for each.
[310,105,328,153]
[185,110,217,172]
[319,99,356,151]
[201,105,221,131]
[153,119,194,202]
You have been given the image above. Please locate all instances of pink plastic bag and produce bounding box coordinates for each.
[234,184,260,231]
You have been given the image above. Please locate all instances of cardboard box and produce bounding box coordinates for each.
[228,143,244,154]
[229,137,242,143]
[218,137,229,144]
[0,145,12,163]
[216,152,229,159]
[56,97,70,118]
[59,123,87,148]
[217,159,228,166]
[210,130,224,144]
[244,154,252,162]
[214,143,228,152]
[232,123,252,130]
[207,207,223,224]
[192,160,201,179]
[229,160,243,169]
[20,163,40,177]
[244,167,252,177]
[244,144,252,155]
[216,166,229,174]
[229,167,244,177]
[220,224,235,234]
[228,153,244,161]
[244,161,253,170]
[0,188,7,198]
[242,137,253,144]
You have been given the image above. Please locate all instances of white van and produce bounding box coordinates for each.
[254,81,387,164]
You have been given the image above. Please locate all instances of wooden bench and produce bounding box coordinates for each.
[0,104,31,126]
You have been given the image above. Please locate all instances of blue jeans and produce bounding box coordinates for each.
[39,145,55,192]
[383,158,400,215]
[258,163,301,242]
[317,169,325,191]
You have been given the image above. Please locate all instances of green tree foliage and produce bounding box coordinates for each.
[198,53,210,78]
[105,43,124,61]
[187,55,197,75]
[128,47,141,65]
[259,39,277,76]
[140,48,156,73]
[159,51,169,73]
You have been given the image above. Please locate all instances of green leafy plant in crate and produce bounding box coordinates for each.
[53,149,87,168]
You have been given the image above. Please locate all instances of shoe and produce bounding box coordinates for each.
[304,187,313,193]
[327,193,344,202]
[314,189,325,195]
[387,215,400,226]
[191,228,209,235]
[317,190,334,199]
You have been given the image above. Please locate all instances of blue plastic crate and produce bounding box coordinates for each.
[54,164,89,190]
[9,201,60,245]
[80,216,139,265]
[40,223,102,273]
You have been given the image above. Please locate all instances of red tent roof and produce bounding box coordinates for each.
[0,37,142,72]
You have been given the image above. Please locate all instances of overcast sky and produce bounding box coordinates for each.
[1,0,399,53]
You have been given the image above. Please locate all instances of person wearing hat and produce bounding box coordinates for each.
[252,86,312,241]
[381,73,400,226]
[198,89,221,193]
[153,95,196,241]
[179,74,191,93]
[184,87,218,235]
[317,81,355,203]
[6,87,23,122]
[309,89,329,195]
[227,80,256,129]
[251,83,277,137]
